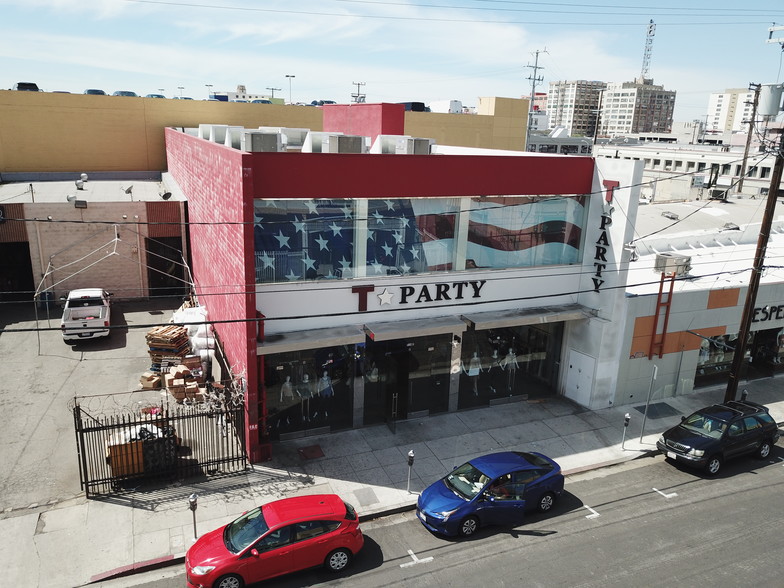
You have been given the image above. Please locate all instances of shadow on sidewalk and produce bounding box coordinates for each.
[90,467,315,511]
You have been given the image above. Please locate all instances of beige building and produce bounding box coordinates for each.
[601,79,676,137]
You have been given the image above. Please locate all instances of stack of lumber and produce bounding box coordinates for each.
[145,325,191,373]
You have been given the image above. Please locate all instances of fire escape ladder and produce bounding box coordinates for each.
[649,272,676,359]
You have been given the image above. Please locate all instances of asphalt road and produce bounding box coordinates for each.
[96,447,784,588]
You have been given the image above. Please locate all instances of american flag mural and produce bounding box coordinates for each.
[254,195,587,283]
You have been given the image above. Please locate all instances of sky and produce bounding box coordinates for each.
[2,0,784,122]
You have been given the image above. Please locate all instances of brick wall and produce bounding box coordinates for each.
[164,128,261,460]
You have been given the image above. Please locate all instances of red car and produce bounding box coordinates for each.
[186,494,364,588]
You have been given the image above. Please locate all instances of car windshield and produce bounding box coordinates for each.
[681,412,727,439]
[224,507,269,553]
[443,462,490,500]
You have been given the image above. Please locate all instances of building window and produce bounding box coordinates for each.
[254,195,588,284]
[760,167,771,179]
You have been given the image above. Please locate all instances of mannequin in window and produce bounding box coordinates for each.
[500,348,519,394]
[487,348,502,395]
[297,374,314,422]
[462,351,483,396]
[315,370,334,419]
[699,338,710,365]
[279,375,294,403]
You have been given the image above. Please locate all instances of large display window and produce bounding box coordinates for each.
[264,345,356,439]
[253,195,588,284]
[458,323,563,409]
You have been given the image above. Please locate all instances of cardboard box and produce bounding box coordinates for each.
[169,365,191,379]
[107,441,143,477]
[140,371,157,382]
[140,375,161,389]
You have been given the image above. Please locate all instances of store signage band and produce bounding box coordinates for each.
[752,304,784,323]
[352,280,486,312]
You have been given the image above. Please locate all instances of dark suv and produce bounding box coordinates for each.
[657,400,780,475]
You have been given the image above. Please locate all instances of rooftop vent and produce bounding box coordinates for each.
[722,222,740,231]
[661,211,679,221]
[654,252,691,276]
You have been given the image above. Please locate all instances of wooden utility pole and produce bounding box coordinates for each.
[724,128,784,402]
[737,83,760,194]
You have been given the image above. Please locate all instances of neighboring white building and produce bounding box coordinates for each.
[601,79,676,137]
[593,136,783,202]
[547,80,606,137]
[707,88,755,133]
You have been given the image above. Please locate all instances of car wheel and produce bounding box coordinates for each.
[705,455,722,475]
[325,548,352,572]
[537,492,556,513]
[458,516,479,537]
[214,574,243,588]
[757,440,772,459]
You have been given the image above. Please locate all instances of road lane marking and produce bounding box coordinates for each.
[584,506,600,519]
[652,487,678,499]
[400,549,434,568]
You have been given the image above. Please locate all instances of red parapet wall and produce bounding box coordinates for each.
[322,103,406,143]
[244,152,595,199]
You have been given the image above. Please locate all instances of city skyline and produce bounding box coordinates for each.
[2,0,783,121]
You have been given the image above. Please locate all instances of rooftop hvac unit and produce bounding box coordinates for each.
[654,252,691,276]
[402,137,433,155]
[241,131,282,152]
[326,134,365,153]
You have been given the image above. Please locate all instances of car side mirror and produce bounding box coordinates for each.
[680,416,686,422]
[250,549,259,558]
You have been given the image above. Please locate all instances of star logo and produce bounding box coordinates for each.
[378,289,394,305]
[274,231,290,249]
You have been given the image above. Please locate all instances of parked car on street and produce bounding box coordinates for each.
[60,288,112,342]
[12,82,41,91]
[83,89,107,95]
[416,451,564,537]
[185,494,364,588]
[251,99,272,104]
[145,93,166,98]
[112,90,138,97]
[657,400,781,475]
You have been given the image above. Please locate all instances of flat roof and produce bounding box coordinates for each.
[0,179,181,204]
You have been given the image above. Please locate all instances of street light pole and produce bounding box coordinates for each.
[205,84,213,99]
[285,75,295,104]
[177,86,184,97]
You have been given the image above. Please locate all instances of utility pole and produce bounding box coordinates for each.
[351,81,366,103]
[737,83,760,194]
[525,49,547,151]
[724,128,784,402]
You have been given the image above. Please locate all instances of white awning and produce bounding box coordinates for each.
[364,316,468,342]
[257,325,366,355]
[461,303,595,330]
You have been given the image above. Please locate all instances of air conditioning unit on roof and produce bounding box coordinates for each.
[654,252,691,276]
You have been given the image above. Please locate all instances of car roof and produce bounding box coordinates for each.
[469,451,553,479]
[698,401,768,422]
[261,494,344,527]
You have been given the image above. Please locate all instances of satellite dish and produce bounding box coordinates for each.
[161,192,172,200]
[124,185,134,194]
[66,194,77,203]
[80,173,88,181]
[75,179,84,190]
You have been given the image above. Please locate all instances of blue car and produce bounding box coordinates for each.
[416,451,564,537]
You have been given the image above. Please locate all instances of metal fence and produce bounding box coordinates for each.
[72,398,247,498]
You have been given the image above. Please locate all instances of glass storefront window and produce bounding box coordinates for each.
[362,334,452,425]
[263,345,355,439]
[254,195,588,284]
[458,323,563,410]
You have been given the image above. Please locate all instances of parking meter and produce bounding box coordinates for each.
[406,450,415,493]
[188,493,198,539]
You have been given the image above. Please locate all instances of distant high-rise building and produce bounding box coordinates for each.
[546,80,606,137]
[600,79,675,137]
[706,88,754,133]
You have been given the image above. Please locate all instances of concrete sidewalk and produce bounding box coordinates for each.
[3,378,782,588]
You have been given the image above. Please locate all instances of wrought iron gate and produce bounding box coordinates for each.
[72,400,247,498]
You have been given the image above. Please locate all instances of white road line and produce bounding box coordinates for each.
[778,457,784,466]
[584,505,600,519]
[400,549,434,568]
[652,487,678,499]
